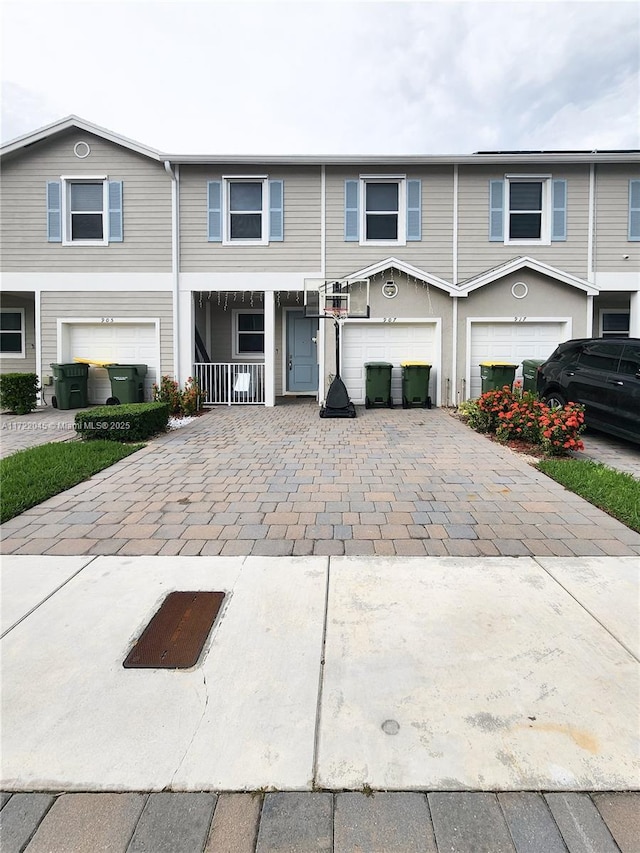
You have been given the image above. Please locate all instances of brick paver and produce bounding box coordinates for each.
[1,403,639,557]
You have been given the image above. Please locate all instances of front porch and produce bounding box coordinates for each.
[189,290,320,406]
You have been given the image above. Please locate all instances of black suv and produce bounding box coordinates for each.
[536,337,640,444]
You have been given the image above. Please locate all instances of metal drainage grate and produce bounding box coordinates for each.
[123,591,225,669]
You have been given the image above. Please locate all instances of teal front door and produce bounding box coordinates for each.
[287,311,319,392]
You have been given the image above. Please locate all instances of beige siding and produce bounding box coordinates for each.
[39,291,173,381]
[594,164,640,272]
[180,165,321,272]
[0,293,36,373]
[1,130,172,272]
[325,166,454,281]
[457,164,591,282]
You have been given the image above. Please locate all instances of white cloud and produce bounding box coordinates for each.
[1,0,638,153]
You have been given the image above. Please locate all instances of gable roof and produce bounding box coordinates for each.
[456,256,599,296]
[0,115,162,161]
[345,257,458,295]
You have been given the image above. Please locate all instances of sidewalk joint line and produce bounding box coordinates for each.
[0,556,98,640]
[532,557,640,664]
[311,557,331,788]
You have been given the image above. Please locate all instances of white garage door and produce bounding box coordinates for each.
[64,322,159,405]
[342,322,438,405]
[469,321,567,398]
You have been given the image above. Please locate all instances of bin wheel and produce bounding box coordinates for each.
[402,397,408,409]
[424,397,432,410]
[51,395,58,409]
[319,408,326,418]
[106,396,120,406]
[364,396,371,409]
[387,397,393,409]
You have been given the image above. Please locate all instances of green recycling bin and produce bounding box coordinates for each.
[401,361,432,409]
[480,361,518,394]
[105,364,147,404]
[364,362,393,409]
[522,358,546,393]
[50,362,89,410]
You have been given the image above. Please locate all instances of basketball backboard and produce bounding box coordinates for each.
[303,278,370,319]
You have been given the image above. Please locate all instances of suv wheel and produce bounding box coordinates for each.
[543,390,567,409]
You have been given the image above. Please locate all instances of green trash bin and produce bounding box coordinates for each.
[522,358,546,393]
[364,362,393,409]
[50,362,89,410]
[479,361,518,394]
[105,364,148,404]
[401,361,432,409]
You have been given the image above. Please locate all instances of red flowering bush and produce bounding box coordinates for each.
[459,383,585,456]
[152,375,203,417]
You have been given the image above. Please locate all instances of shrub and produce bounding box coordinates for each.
[0,373,40,414]
[75,402,169,441]
[459,383,585,456]
[152,375,203,417]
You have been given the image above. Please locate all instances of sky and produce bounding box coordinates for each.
[1,0,639,156]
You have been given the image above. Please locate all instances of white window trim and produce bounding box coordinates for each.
[359,176,407,247]
[599,308,630,337]
[0,308,26,358]
[60,174,109,246]
[232,308,265,360]
[504,175,552,246]
[222,176,269,246]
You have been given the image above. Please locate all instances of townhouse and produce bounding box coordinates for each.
[1,116,638,407]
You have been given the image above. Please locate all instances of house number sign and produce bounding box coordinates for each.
[101,317,115,323]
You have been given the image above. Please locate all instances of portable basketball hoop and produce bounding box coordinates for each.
[303,279,370,419]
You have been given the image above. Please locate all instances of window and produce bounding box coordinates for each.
[344,177,421,244]
[207,178,284,244]
[600,310,630,338]
[578,341,621,372]
[47,177,123,244]
[0,309,25,357]
[233,310,264,358]
[619,343,640,377]
[489,176,566,244]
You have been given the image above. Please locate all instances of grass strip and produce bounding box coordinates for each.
[1,440,143,523]
[537,458,640,533]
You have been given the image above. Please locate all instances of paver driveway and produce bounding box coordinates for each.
[2,402,639,557]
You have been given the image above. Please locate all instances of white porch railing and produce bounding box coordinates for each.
[194,362,265,405]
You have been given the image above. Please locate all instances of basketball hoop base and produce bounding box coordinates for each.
[320,375,357,419]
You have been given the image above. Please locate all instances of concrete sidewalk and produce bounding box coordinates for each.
[2,405,639,559]
[1,554,639,851]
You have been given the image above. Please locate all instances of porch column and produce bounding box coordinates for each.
[629,290,640,338]
[178,290,194,384]
[264,290,275,406]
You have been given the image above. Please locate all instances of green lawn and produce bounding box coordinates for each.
[1,440,143,523]
[537,458,640,533]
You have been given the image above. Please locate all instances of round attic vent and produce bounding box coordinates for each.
[511,281,528,299]
[74,141,91,159]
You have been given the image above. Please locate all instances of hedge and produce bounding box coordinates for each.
[0,373,40,414]
[75,402,169,441]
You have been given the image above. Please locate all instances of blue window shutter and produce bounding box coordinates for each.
[406,179,421,241]
[552,179,567,241]
[207,181,222,242]
[629,180,640,241]
[108,181,123,242]
[269,179,284,241]
[489,180,504,241]
[47,181,62,242]
[344,180,359,241]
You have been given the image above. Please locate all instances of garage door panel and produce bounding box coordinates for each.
[469,321,565,398]
[342,323,437,405]
[65,323,159,405]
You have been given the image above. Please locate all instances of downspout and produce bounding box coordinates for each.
[35,289,42,405]
[451,164,459,407]
[587,162,596,337]
[164,160,180,378]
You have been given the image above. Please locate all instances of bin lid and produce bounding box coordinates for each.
[479,361,519,367]
[364,361,393,367]
[401,361,431,367]
[73,357,114,367]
